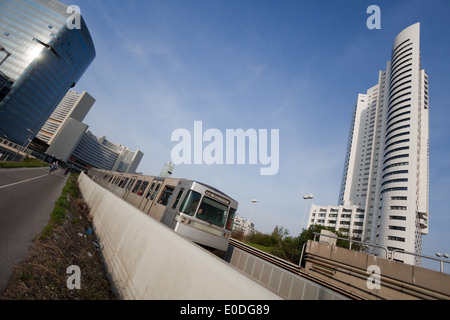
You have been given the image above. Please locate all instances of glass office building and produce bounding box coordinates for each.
[0,0,95,145]
[71,131,144,173]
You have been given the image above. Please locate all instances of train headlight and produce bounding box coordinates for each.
[180,216,190,225]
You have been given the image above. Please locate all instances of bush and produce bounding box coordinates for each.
[241,224,358,264]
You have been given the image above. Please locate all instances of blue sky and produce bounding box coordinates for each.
[61,0,450,271]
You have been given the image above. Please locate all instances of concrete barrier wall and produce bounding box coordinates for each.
[78,172,281,300]
[305,241,450,300]
[229,247,347,300]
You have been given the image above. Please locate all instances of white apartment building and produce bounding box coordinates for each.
[36,90,95,145]
[232,215,256,237]
[36,89,143,173]
[307,204,365,240]
[309,23,429,265]
[159,162,175,177]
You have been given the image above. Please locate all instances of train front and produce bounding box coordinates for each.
[173,181,238,252]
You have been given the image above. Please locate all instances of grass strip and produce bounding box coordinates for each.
[0,173,116,300]
[0,157,48,168]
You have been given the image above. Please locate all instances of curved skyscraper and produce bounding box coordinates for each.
[376,23,429,264]
[311,23,429,265]
[0,0,96,145]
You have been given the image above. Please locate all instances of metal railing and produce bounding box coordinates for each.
[312,232,389,259]
[391,249,450,273]
[312,232,450,273]
[0,137,32,162]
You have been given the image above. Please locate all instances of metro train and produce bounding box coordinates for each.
[86,168,238,253]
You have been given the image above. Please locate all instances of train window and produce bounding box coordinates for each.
[150,183,161,200]
[158,186,175,206]
[132,180,143,194]
[120,178,129,189]
[145,182,156,199]
[138,181,149,196]
[180,190,202,216]
[196,197,228,228]
[172,188,185,209]
[126,178,136,191]
[226,208,236,231]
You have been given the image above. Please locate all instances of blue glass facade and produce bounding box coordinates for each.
[0,0,95,145]
[70,131,144,173]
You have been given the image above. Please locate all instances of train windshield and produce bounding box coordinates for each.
[180,190,202,216]
[196,196,228,228]
[180,189,233,229]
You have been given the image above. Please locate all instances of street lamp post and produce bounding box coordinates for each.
[244,199,257,236]
[301,194,314,231]
[249,198,258,222]
[436,252,449,273]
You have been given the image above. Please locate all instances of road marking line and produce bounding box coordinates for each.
[0,173,50,189]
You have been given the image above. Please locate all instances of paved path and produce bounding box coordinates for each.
[0,167,68,294]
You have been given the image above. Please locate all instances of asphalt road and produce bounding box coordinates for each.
[0,166,68,294]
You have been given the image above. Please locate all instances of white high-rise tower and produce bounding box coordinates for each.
[311,23,429,265]
[36,90,95,145]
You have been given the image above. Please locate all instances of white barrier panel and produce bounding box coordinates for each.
[78,172,281,300]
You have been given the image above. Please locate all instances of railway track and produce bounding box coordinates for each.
[229,238,364,300]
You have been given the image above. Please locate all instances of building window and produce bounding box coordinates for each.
[391,196,407,200]
[389,225,406,231]
[389,215,407,220]
[385,131,410,144]
[382,170,409,179]
[382,178,408,186]
[384,146,410,158]
[383,154,409,165]
[388,236,405,242]
[383,161,409,171]
[390,205,407,210]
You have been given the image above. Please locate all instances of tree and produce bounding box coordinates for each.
[298,224,352,249]
[242,224,361,265]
